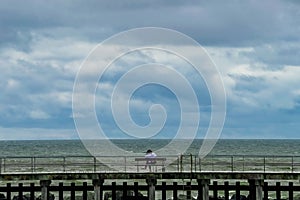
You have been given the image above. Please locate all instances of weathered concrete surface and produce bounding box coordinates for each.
[1,171,300,181]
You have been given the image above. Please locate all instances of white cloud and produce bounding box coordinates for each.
[6,79,20,90]
[206,46,300,111]
[29,110,50,119]
[0,126,77,140]
[0,34,97,131]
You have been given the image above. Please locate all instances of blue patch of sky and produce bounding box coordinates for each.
[95,49,212,138]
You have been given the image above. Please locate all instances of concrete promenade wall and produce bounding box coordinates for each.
[1,171,300,181]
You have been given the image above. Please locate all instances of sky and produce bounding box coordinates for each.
[0,0,300,140]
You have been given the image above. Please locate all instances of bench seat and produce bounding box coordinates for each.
[134,157,166,172]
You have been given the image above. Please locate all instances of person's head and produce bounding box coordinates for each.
[146,149,152,154]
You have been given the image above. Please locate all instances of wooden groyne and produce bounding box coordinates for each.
[1,172,300,200]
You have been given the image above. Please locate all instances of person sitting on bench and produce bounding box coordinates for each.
[144,149,157,172]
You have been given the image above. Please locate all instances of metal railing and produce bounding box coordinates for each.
[1,154,300,174]
[180,154,300,173]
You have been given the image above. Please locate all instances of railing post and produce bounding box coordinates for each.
[63,157,66,172]
[242,155,245,171]
[231,156,234,172]
[93,179,104,200]
[31,157,35,173]
[190,154,193,173]
[146,177,157,200]
[180,154,183,172]
[3,158,5,173]
[211,155,214,171]
[177,155,180,172]
[292,156,294,172]
[199,157,201,172]
[94,157,97,172]
[248,179,263,200]
[194,155,197,172]
[40,180,51,200]
[263,157,266,172]
[0,157,2,174]
[124,156,127,172]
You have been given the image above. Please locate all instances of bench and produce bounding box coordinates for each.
[134,157,166,172]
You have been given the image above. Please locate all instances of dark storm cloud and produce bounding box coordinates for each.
[0,0,299,47]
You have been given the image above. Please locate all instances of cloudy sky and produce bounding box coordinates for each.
[0,0,299,140]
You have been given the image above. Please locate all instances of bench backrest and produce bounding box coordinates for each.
[134,157,166,161]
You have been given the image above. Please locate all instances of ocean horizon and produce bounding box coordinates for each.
[1,139,300,157]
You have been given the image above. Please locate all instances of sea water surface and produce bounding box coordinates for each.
[0,139,300,157]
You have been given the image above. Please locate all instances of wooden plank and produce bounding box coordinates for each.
[289,182,293,200]
[6,183,11,200]
[111,182,116,200]
[30,183,35,200]
[263,182,268,200]
[162,182,166,200]
[70,182,75,200]
[82,182,87,200]
[59,182,64,200]
[122,182,127,199]
[224,181,229,200]
[276,182,281,200]
[186,182,191,199]
[134,182,139,198]
[18,183,23,200]
[213,181,218,199]
[235,181,240,200]
[173,182,177,200]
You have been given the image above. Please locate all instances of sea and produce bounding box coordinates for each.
[0,139,300,199]
[0,139,300,157]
